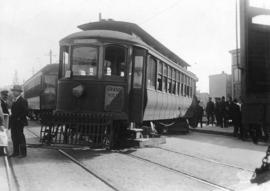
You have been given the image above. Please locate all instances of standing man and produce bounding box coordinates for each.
[220,96,227,128]
[214,98,221,127]
[9,85,28,158]
[231,99,241,137]
[0,105,5,156]
[195,100,204,128]
[1,89,9,115]
[205,97,215,126]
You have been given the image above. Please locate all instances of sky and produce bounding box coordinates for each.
[0,0,269,92]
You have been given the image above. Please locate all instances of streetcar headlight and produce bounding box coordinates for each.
[72,85,84,98]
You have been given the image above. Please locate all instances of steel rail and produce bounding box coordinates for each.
[58,149,121,191]
[155,146,254,173]
[24,126,238,191]
[3,148,20,191]
[119,151,234,191]
[25,127,121,191]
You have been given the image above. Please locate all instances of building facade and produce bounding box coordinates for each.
[229,49,241,100]
[209,72,232,100]
[196,91,209,109]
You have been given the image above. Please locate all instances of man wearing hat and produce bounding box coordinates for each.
[1,89,9,115]
[9,85,28,158]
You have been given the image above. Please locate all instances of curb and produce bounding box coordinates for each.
[189,128,233,137]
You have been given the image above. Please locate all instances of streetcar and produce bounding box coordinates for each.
[23,64,58,120]
[41,20,198,148]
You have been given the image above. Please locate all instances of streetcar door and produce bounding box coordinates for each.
[130,47,147,123]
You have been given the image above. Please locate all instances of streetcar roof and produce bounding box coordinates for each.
[62,20,190,67]
[78,21,190,67]
[60,30,148,47]
[23,64,58,86]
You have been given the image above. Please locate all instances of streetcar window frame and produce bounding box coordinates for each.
[103,44,127,80]
[157,60,163,91]
[162,63,168,92]
[147,52,195,97]
[167,66,172,93]
[176,71,180,95]
[70,45,99,78]
[147,55,157,90]
[59,45,71,79]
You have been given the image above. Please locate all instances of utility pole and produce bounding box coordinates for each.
[99,13,102,21]
[45,49,56,65]
[49,49,52,65]
[235,0,239,68]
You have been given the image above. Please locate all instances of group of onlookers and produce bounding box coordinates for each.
[194,96,244,139]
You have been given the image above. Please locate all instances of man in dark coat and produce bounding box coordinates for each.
[214,98,221,126]
[220,96,227,128]
[1,89,9,115]
[231,99,241,137]
[9,85,28,158]
[194,100,204,128]
[206,97,215,126]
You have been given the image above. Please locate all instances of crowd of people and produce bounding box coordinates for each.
[194,96,244,139]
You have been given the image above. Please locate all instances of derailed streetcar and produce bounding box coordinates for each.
[40,20,198,148]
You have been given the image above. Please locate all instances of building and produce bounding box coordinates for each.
[229,49,241,100]
[196,91,209,109]
[209,72,232,100]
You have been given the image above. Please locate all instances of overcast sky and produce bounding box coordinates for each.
[0,0,269,92]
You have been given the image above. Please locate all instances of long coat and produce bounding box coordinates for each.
[1,99,9,114]
[0,106,3,126]
[10,96,28,127]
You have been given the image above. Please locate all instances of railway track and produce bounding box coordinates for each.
[154,146,254,173]
[25,127,120,191]
[58,149,120,191]
[2,147,20,191]
[25,127,250,191]
[118,151,234,191]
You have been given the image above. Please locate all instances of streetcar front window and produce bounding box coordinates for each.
[59,46,70,78]
[72,46,98,76]
[104,45,126,78]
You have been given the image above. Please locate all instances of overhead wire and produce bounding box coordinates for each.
[140,0,181,25]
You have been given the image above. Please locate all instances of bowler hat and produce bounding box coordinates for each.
[0,89,8,95]
[11,85,23,92]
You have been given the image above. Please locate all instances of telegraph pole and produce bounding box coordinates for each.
[49,49,52,65]
[99,13,102,21]
[235,0,240,68]
[46,49,56,65]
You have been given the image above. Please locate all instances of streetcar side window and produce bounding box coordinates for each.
[180,72,184,96]
[104,45,126,77]
[157,61,163,91]
[163,64,168,92]
[72,46,98,76]
[190,79,193,97]
[184,76,188,97]
[147,55,157,89]
[133,56,144,88]
[167,66,172,93]
[187,77,190,97]
[172,69,176,94]
[176,71,180,95]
